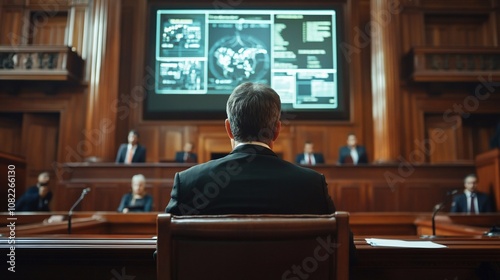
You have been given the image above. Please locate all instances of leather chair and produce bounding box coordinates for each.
[157,212,350,280]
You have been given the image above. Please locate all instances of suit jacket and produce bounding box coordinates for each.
[450,192,493,213]
[115,144,146,163]
[117,193,153,212]
[295,153,325,165]
[15,185,52,211]
[166,144,356,263]
[338,145,368,164]
[175,151,198,163]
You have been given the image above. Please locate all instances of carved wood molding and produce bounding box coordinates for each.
[406,47,500,82]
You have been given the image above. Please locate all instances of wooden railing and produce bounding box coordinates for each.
[0,45,84,82]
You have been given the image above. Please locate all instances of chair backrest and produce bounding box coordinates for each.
[157,212,349,280]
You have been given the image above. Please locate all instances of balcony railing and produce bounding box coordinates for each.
[0,45,84,82]
[405,47,500,82]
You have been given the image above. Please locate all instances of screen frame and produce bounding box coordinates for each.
[143,0,351,122]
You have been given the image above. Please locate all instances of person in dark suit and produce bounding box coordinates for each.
[338,133,368,165]
[451,174,493,213]
[174,142,198,163]
[165,82,356,263]
[117,174,153,213]
[16,172,52,211]
[295,141,325,165]
[115,129,146,163]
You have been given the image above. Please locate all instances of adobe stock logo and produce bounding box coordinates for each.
[281,235,340,280]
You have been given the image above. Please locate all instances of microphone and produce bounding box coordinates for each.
[67,188,91,234]
[431,189,458,237]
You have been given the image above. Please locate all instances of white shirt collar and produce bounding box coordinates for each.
[235,141,271,150]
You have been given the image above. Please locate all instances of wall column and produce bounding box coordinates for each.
[371,0,402,162]
[85,0,121,161]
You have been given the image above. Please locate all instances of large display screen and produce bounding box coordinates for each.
[145,3,349,120]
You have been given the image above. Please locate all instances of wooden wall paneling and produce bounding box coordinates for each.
[115,0,135,154]
[53,182,86,211]
[21,113,60,191]
[400,181,459,212]
[330,180,369,212]
[125,0,146,127]
[29,11,68,45]
[0,2,25,45]
[135,126,159,162]
[475,149,500,210]
[158,127,183,161]
[370,0,402,163]
[0,113,23,155]
[369,181,400,211]
[400,11,425,54]
[424,13,493,47]
[359,0,374,163]
[85,0,121,162]
[56,90,87,165]
[90,183,121,211]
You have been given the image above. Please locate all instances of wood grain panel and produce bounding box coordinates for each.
[331,181,368,212]
[30,11,68,45]
[0,113,23,156]
[369,182,399,211]
[0,5,25,45]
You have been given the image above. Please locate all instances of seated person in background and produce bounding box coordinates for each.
[338,133,368,165]
[175,142,198,163]
[451,174,493,213]
[117,174,153,213]
[16,172,52,211]
[295,141,325,165]
[115,129,146,163]
[166,82,356,263]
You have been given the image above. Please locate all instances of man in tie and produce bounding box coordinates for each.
[338,133,368,165]
[295,141,325,165]
[450,174,493,213]
[115,129,147,163]
[175,142,198,163]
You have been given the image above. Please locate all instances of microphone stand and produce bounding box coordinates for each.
[68,188,90,234]
[431,203,445,237]
[423,190,458,239]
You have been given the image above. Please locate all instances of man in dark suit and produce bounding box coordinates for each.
[295,141,325,165]
[165,82,356,263]
[16,172,52,211]
[451,174,493,213]
[174,142,198,163]
[115,129,146,163]
[338,133,368,165]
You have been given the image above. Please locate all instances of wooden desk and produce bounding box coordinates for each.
[1,235,499,280]
[54,162,476,212]
[2,212,500,279]
[353,236,500,280]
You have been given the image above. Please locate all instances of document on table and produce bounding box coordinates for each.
[365,238,447,248]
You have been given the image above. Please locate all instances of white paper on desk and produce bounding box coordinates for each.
[365,238,447,248]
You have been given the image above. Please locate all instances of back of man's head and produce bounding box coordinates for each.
[226,82,281,145]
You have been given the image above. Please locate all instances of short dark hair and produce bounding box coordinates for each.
[129,129,139,137]
[226,82,281,145]
[464,173,477,183]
